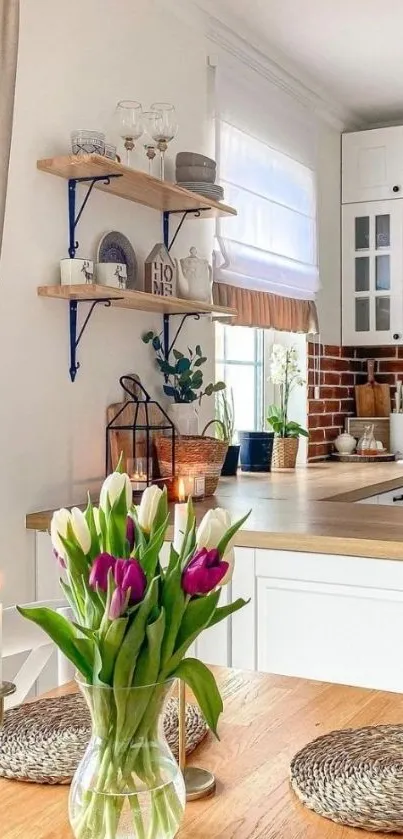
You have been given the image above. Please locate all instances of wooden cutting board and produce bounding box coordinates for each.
[355,360,391,418]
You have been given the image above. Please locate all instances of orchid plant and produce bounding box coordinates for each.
[267,344,308,439]
[19,470,250,839]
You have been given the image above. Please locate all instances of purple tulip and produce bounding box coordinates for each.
[182,548,229,597]
[126,516,135,552]
[89,553,116,591]
[90,553,147,619]
[53,548,66,570]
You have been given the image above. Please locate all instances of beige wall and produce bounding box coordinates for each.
[316,122,342,345]
[0,0,215,606]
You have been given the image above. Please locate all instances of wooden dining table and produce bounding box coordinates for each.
[2,666,403,838]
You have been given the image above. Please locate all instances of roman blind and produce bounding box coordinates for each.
[213,63,319,333]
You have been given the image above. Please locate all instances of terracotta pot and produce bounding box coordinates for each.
[272,437,299,469]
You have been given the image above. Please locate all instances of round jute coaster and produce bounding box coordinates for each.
[0,693,207,785]
[290,724,403,833]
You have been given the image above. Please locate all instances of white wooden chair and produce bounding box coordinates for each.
[3,599,75,709]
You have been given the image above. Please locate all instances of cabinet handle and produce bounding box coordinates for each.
[393,185,401,193]
[393,495,403,502]
[393,334,401,340]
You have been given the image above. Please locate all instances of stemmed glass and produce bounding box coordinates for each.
[142,110,162,175]
[150,102,178,180]
[115,100,143,166]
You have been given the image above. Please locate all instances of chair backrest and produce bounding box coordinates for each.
[3,599,74,708]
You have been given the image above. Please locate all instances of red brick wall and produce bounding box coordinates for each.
[307,343,403,461]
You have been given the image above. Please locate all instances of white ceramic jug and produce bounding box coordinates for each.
[176,247,213,303]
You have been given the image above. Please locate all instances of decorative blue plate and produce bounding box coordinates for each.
[97,231,138,289]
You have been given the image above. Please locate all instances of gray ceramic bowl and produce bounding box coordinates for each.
[176,151,216,169]
[176,165,216,183]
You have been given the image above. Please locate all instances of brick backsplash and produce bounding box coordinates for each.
[307,343,403,461]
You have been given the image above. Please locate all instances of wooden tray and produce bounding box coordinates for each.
[331,452,395,463]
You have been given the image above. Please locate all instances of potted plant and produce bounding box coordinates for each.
[143,331,225,435]
[215,389,240,476]
[267,344,309,469]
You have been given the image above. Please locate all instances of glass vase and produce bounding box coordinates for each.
[69,680,186,839]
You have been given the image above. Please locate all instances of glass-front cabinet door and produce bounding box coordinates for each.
[342,200,403,346]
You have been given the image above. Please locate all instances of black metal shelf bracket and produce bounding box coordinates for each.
[69,298,121,382]
[68,174,122,258]
[162,312,202,364]
[163,207,211,252]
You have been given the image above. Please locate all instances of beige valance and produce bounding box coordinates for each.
[213,282,319,334]
[0,0,19,257]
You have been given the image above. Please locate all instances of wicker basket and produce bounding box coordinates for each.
[272,437,299,469]
[155,435,228,496]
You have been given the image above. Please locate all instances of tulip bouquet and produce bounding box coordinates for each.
[18,469,249,839]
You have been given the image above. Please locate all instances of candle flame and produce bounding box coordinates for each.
[178,478,186,503]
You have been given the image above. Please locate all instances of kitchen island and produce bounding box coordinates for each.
[2,667,402,839]
[26,462,403,694]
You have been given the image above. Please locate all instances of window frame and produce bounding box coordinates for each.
[215,324,265,433]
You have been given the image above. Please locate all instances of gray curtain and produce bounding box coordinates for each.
[0,0,19,256]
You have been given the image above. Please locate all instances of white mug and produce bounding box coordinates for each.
[97,262,127,289]
[60,258,94,286]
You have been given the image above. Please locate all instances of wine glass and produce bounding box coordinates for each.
[115,100,143,166]
[150,102,178,180]
[142,110,162,175]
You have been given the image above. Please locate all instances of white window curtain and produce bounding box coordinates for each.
[213,63,320,332]
[0,0,19,258]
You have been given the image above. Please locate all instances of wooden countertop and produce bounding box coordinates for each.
[25,463,403,560]
[2,666,403,838]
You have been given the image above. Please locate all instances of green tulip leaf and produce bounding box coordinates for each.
[166,590,221,672]
[17,606,94,681]
[160,557,186,667]
[99,617,129,685]
[173,658,223,738]
[207,597,250,628]
[113,577,159,691]
[216,510,251,558]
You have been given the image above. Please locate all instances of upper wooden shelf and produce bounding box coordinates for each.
[37,154,237,219]
[37,284,237,318]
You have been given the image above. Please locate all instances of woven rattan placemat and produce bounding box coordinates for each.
[0,693,207,785]
[291,724,403,833]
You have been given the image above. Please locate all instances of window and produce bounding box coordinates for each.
[215,324,264,432]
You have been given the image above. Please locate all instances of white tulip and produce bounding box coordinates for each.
[50,508,71,564]
[93,506,102,536]
[70,507,91,554]
[196,508,235,585]
[137,485,163,533]
[100,472,132,513]
[50,506,91,560]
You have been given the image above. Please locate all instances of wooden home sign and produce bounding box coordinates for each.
[144,243,177,297]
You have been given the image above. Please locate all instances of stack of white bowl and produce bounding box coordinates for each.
[175,152,224,202]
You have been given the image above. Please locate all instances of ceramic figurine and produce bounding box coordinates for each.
[176,247,213,303]
[144,243,176,297]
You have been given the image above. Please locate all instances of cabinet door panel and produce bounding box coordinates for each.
[343,127,403,204]
[342,200,403,346]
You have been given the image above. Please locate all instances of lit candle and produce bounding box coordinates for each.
[174,479,188,554]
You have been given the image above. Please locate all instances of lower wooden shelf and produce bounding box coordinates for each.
[37,284,237,318]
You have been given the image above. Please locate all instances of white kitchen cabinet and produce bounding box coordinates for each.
[356,495,379,504]
[255,549,403,693]
[376,487,403,506]
[342,126,403,204]
[342,199,403,345]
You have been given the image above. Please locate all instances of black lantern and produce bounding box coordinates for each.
[106,375,175,494]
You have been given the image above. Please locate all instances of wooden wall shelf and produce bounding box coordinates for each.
[37,284,237,318]
[37,154,237,219]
